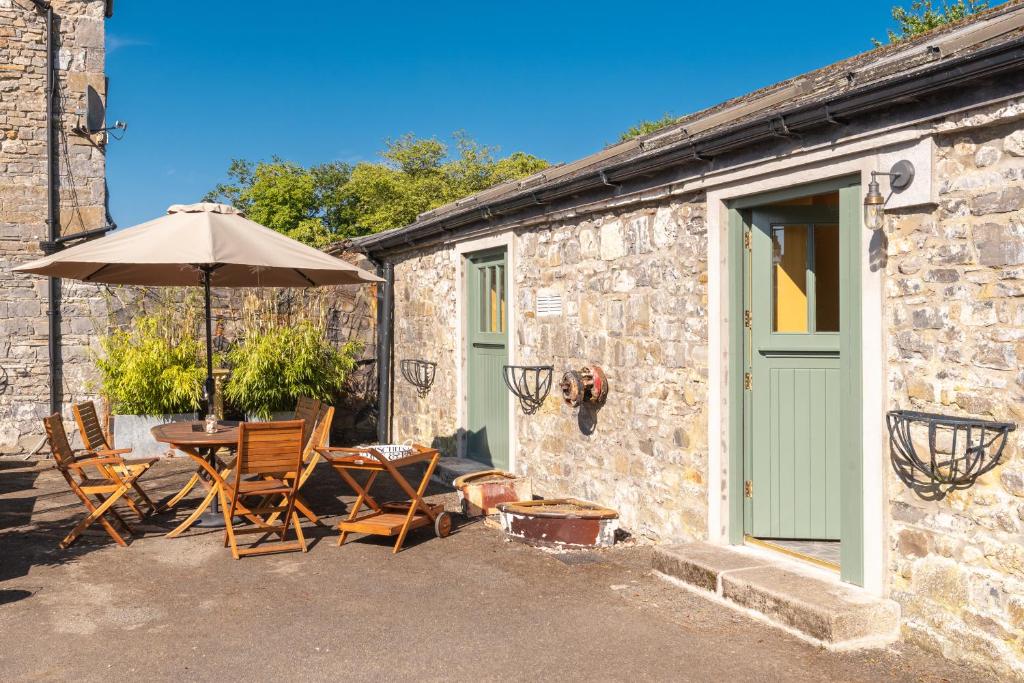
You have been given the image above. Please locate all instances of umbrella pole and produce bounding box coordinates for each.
[194,265,226,529]
[201,266,215,417]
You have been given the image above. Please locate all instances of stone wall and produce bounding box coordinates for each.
[513,199,709,541]
[389,197,710,540]
[0,0,109,454]
[391,245,461,454]
[885,98,1024,678]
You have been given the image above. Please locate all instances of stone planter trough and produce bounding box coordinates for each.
[110,413,196,458]
[497,498,619,549]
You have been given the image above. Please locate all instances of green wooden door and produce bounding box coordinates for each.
[745,206,843,540]
[466,249,509,469]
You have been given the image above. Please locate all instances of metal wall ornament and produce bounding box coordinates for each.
[559,364,609,408]
[502,365,553,415]
[399,359,436,397]
[886,409,1016,500]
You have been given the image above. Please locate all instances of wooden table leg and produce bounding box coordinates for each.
[161,470,201,512]
[164,446,232,538]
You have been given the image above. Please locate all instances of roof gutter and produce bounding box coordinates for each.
[357,35,1024,254]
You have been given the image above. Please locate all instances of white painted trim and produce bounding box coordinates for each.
[453,232,517,473]
[704,137,930,598]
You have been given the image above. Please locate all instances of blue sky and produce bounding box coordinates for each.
[106,1,922,227]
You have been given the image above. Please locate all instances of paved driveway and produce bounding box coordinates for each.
[0,458,990,682]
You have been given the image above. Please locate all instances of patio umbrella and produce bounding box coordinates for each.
[15,202,382,414]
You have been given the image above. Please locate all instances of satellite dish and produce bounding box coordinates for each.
[85,85,106,134]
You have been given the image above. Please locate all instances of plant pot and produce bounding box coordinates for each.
[453,470,532,517]
[110,413,197,458]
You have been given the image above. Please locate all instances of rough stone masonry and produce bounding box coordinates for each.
[0,0,110,454]
[886,97,1024,679]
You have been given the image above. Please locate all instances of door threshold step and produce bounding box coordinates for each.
[433,457,493,486]
[653,542,900,650]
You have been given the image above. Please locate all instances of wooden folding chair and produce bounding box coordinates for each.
[73,400,158,518]
[43,414,149,549]
[220,420,308,559]
[263,403,333,526]
[294,396,322,447]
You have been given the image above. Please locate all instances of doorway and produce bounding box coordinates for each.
[464,248,510,470]
[732,180,863,584]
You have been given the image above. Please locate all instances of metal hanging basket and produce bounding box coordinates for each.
[886,409,1016,499]
[503,365,553,415]
[399,359,436,397]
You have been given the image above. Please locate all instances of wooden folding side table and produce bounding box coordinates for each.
[318,444,452,553]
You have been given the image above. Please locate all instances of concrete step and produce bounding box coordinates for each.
[433,456,492,486]
[653,542,900,650]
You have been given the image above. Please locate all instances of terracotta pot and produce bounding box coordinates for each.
[453,469,533,517]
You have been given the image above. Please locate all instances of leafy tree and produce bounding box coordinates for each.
[618,113,678,142]
[204,158,353,248]
[206,132,548,244]
[873,0,989,45]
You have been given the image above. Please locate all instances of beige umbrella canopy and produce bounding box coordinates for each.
[15,202,382,413]
[14,202,381,287]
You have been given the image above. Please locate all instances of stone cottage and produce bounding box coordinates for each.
[0,0,113,454]
[353,4,1024,677]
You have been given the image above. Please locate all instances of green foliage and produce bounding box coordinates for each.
[95,315,205,415]
[205,132,549,244]
[204,158,351,248]
[618,113,678,142]
[224,322,361,419]
[873,0,988,45]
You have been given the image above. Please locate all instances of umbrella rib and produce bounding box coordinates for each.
[293,269,316,286]
[83,264,111,282]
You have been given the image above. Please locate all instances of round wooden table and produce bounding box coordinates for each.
[152,420,240,534]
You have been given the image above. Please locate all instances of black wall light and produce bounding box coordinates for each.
[864,160,915,231]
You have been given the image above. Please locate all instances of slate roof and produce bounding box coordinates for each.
[352,1,1024,253]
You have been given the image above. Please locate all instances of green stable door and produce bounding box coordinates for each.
[745,205,843,542]
[465,249,509,470]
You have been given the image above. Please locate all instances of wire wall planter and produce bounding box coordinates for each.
[886,409,1016,500]
[399,359,436,397]
[503,365,553,415]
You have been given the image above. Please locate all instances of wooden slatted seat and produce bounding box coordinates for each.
[262,403,333,526]
[73,400,158,518]
[220,420,308,559]
[294,396,322,446]
[43,414,151,549]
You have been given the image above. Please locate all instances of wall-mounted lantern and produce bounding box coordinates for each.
[863,160,915,231]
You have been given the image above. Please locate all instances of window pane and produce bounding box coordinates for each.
[489,266,498,333]
[814,224,840,332]
[497,265,505,333]
[772,224,808,333]
[479,267,487,332]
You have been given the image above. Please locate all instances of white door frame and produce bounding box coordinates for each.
[454,232,517,472]
[703,138,931,597]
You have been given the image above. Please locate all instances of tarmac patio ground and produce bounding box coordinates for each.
[0,457,995,682]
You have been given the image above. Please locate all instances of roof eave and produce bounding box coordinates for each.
[356,33,1024,255]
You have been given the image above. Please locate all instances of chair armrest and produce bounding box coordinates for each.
[94,448,133,456]
[67,456,122,470]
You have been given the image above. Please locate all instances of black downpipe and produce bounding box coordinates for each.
[33,1,60,416]
[376,261,394,444]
